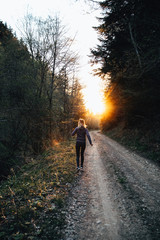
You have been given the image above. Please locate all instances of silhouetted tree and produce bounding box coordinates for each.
[91,0,160,130]
[0,18,85,178]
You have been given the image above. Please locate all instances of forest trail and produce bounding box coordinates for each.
[64,131,160,240]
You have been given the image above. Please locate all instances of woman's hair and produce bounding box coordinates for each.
[78,118,86,128]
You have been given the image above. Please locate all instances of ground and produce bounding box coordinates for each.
[64,131,160,240]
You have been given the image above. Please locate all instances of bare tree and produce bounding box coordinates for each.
[20,13,80,141]
[21,14,78,109]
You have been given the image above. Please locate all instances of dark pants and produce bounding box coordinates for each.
[76,142,86,168]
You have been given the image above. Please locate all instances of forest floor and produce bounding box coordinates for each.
[0,140,76,240]
[63,131,160,240]
[0,131,160,239]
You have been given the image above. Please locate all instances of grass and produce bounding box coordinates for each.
[0,139,76,240]
[105,124,160,165]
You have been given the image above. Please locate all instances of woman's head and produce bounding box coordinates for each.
[78,118,86,128]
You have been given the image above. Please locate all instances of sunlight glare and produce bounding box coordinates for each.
[83,78,105,115]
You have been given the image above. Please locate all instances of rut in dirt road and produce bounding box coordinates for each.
[64,131,160,240]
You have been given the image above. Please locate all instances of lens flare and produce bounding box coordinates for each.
[83,78,105,115]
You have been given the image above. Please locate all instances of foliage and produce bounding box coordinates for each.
[0,140,76,239]
[0,18,86,177]
[91,0,160,131]
[85,112,100,129]
[106,120,160,164]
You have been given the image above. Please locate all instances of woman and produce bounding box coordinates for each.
[72,118,93,172]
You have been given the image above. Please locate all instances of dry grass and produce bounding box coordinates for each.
[0,139,76,240]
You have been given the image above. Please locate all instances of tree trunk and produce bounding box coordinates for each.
[129,22,142,69]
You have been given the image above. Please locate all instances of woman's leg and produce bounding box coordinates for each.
[80,143,86,168]
[76,142,80,168]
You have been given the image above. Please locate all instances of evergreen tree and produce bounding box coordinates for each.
[91,0,160,129]
[0,19,85,178]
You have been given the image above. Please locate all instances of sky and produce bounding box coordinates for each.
[0,0,105,114]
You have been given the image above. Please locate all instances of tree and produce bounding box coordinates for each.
[0,21,38,176]
[91,0,160,129]
[0,19,85,178]
[21,14,79,139]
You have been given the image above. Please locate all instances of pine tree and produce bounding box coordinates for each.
[91,0,160,129]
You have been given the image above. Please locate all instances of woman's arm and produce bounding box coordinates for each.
[86,129,93,145]
[72,127,77,136]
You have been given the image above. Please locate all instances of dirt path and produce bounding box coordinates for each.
[64,131,160,240]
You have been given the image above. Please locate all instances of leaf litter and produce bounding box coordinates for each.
[0,140,76,240]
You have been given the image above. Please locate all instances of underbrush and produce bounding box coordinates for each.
[0,140,76,240]
[105,122,160,165]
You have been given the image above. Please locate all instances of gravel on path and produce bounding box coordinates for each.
[64,131,160,240]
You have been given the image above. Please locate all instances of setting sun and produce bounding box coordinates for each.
[83,78,105,115]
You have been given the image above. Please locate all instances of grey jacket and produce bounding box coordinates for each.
[72,126,92,145]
